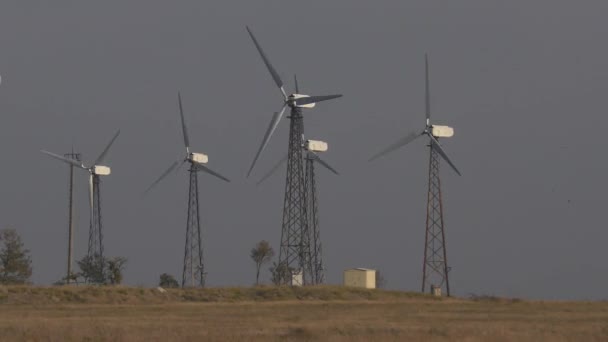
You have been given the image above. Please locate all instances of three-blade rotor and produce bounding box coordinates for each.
[245,26,343,177]
[368,54,461,176]
[144,93,230,195]
[41,130,121,174]
[41,130,121,226]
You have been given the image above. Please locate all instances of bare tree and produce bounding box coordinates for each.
[0,229,32,285]
[250,240,275,285]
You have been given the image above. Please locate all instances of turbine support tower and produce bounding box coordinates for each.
[64,151,81,284]
[305,153,324,284]
[422,144,451,296]
[368,54,461,296]
[245,26,342,286]
[88,174,105,281]
[182,167,205,287]
[279,108,313,285]
[144,92,230,289]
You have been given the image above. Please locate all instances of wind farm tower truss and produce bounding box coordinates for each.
[422,144,451,295]
[144,92,230,288]
[183,165,205,287]
[280,108,314,284]
[369,54,461,296]
[245,27,342,286]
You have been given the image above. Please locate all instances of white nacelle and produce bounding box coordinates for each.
[190,152,208,164]
[93,165,111,176]
[291,94,316,109]
[431,125,454,138]
[306,140,328,152]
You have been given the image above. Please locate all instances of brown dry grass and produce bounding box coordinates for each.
[1,285,607,341]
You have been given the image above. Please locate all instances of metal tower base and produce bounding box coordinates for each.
[305,156,324,284]
[182,168,205,288]
[422,144,451,296]
[87,174,105,283]
[278,108,313,285]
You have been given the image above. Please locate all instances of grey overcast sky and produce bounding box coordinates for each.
[0,0,606,300]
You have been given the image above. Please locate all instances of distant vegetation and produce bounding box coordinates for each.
[0,229,32,285]
[158,273,179,288]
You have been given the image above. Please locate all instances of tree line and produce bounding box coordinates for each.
[1,229,386,288]
[0,228,127,286]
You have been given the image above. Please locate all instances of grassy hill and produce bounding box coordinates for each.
[0,284,430,305]
[1,285,607,341]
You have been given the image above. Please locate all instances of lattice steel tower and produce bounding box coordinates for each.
[304,141,339,285]
[246,27,342,285]
[369,54,461,296]
[422,144,451,295]
[280,108,313,284]
[256,137,339,285]
[182,166,205,287]
[88,172,105,281]
[145,92,230,288]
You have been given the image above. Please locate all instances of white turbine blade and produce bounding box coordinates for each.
[41,150,85,169]
[429,135,461,176]
[178,92,190,153]
[310,152,339,175]
[425,53,431,124]
[368,131,422,162]
[293,94,342,107]
[143,161,180,195]
[195,162,231,183]
[246,26,288,101]
[247,104,288,177]
[256,154,288,185]
[94,130,120,165]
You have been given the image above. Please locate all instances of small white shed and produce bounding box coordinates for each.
[343,268,376,289]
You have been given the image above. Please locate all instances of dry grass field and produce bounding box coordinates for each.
[1,285,607,341]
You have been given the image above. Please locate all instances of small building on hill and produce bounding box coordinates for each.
[343,268,376,289]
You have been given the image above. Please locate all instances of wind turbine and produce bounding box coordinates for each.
[369,54,461,296]
[257,138,339,285]
[42,130,120,283]
[246,26,342,285]
[145,92,230,288]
